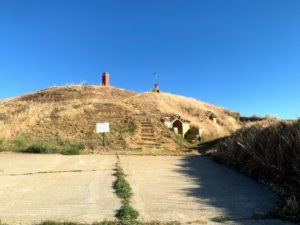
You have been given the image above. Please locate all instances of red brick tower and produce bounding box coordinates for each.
[102,72,110,86]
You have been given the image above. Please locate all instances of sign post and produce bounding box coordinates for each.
[96,123,110,147]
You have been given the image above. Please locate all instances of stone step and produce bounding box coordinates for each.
[141,126,152,128]
[143,144,160,148]
[141,127,153,130]
[141,130,154,133]
[141,132,155,135]
[141,123,152,126]
[141,140,157,145]
[141,132,154,135]
[141,131,154,134]
[142,141,158,145]
[142,137,156,141]
[141,133,155,137]
[141,134,155,137]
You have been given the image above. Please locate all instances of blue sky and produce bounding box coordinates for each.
[0,0,299,119]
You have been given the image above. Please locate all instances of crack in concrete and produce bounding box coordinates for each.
[0,169,112,177]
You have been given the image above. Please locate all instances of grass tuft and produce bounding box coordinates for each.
[144,222,181,225]
[114,167,132,200]
[13,136,30,151]
[210,216,230,223]
[61,144,85,155]
[0,220,9,225]
[21,140,85,155]
[24,142,58,153]
[113,155,139,224]
[116,202,139,222]
[34,221,181,225]
[36,221,79,225]
[34,221,120,225]
[174,135,192,147]
[0,139,6,152]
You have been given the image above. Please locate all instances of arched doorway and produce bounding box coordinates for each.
[173,119,183,136]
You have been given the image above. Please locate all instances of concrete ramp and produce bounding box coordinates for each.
[120,156,293,225]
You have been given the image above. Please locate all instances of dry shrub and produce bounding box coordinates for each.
[214,120,300,221]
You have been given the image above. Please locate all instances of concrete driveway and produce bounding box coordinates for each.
[120,156,294,225]
[0,154,294,225]
[0,154,120,225]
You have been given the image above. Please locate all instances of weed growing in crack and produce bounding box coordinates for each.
[114,155,139,223]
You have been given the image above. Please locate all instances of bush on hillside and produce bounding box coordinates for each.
[24,141,85,155]
[61,144,85,155]
[214,120,300,221]
[25,142,58,153]
[13,137,30,151]
[0,139,6,152]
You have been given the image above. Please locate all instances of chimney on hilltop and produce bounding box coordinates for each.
[102,72,110,86]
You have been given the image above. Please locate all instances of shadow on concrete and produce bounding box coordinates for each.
[175,156,280,223]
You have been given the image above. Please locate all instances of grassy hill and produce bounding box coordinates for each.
[0,85,241,154]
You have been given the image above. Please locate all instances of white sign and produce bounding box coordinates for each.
[96,123,110,133]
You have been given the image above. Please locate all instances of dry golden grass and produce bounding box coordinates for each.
[127,92,241,141]
[214,119,300,221]
[0,85,241,153]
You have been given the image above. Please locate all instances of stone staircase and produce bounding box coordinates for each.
[138,114,160,149]
[123,98,160,149]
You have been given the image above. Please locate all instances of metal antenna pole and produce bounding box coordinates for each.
[154,72,158,83]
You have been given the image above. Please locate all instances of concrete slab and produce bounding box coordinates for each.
[120,156,293,225]
[0,154,294,225]
[0,153,120,225]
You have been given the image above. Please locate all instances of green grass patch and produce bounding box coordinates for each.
[0,139,6,152]
[61,144,85,155]
[114,167,132,200]
[174,135,193,147]
[210,216,230,223]
[143,222,181,225]
[113,155,139,224]
[0,137,86,155]
[93,222,120,225]
[22,139,85,155]
[36,221,120,225]
[34,221,181,225]
[124,119,137,136]
[116,202,139,222]
[126,127,136,135]
[0,220,8,225]
[36,221,80,225]
[13,136,30,151]
[25,142,58,153]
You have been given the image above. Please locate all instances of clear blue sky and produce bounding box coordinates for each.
[0,0,299,119]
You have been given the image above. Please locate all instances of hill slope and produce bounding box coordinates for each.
[0,85,241,153]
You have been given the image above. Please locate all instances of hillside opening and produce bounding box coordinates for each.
[173,119,183,136]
